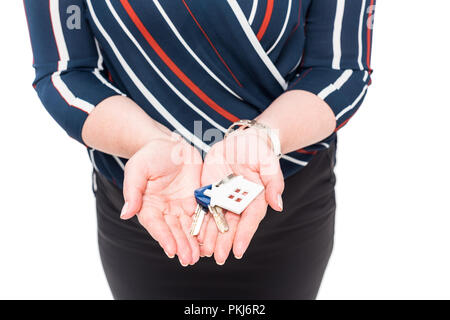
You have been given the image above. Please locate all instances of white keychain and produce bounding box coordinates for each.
[203,175,264,215]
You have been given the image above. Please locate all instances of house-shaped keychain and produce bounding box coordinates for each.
[194,174,264,215]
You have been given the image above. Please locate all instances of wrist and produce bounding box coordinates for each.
[141,128,185,151]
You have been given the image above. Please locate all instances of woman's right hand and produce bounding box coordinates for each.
[119,133,202,266]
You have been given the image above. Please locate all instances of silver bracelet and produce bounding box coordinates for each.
[225,120,282,159]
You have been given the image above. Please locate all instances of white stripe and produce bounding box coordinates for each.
[50,75,94,112]
[113,156,125,170]
[334,69,353,88]
[49,0,95,113]
[50,0,69,70]
[227,0,288,90]
[363,71,369,82]
[248,0,258,25]
[336,85,368,120]
[332,0,346,70]
[90,148,124,173]
[87,0,210,152]
[89,149,100,172]
[92,170,98,192]
[357,0,367,70]
[267,0,292,55]
[105,0,226,132]
[318,69,353,100]
[320,142,330,148]
[153,0,242,101]
[93,40,125,96]
[92,69,125,96]
[288,53,302,74]
[280,154,307,166]
[94,39,104,70]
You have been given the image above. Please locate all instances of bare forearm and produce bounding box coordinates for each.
[81,96,171,159]
[256,90,336,154]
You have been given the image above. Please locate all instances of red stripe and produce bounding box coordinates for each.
[286,0,302,42]
[107,70,113,82]
[297,149,317,155]
[120,0,239,122]
[182,0,243,87]
[366,0,375,72]
[256,0,274,40]
[334,113,355,132]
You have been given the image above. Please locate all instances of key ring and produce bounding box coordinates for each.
[215,173,236,187]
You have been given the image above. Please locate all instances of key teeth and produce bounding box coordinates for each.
[209,205,229,233]
[190,204,205,236]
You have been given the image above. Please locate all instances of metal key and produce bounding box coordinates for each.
[190,204,207,236]
[208,205,229,233]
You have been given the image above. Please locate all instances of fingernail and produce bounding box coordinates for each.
[180,259,188,267]
[235,255,243,259]
[235,242,247,258]
[206,254,212,258]
[120,202,129,219]
[164,251,175,259]
[277,194,283,212]
[216,261,225,266]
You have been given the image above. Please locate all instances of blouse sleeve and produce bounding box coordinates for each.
[286,0,376,142]
[24,0,124,144]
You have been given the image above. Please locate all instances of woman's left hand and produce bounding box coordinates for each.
[197,128,284,264]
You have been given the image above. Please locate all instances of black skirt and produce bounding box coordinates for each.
[93,139,337,300]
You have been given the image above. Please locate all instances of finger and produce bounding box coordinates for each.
[179,213,200,265]
[200,216,218,258]
[121,159,149,220]
[232,198,268,259]
[259,159,284,212]
[214,211,240,265]
[165,215,192,266]
[198,214,212,258]
[138,208,177,258]
[197,213,211,245]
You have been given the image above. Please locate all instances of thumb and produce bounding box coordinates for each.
[259,158,284,212]
[121,157,148,220]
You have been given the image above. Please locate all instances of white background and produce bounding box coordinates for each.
[1,1,449,299]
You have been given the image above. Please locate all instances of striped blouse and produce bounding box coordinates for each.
[24,0,376,188]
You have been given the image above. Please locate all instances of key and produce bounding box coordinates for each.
[190,204,207,236]
[208,205,229,233]
[193,173,263,234]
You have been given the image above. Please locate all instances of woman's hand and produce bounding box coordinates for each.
[197,129,284,265]
[120,134,202,266]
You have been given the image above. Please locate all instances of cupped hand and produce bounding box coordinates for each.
[120,134,202,266]
[197,128,284,265]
